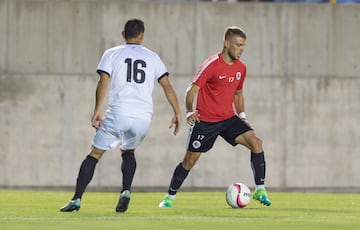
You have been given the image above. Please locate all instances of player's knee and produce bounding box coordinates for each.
[121,149,135,155]
[182,159,196,170]
[250,136,263,153]
[89,147,105,160]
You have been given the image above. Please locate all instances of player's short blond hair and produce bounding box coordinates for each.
[224,26,246,41]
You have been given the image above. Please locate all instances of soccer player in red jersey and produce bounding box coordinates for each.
[159,26,271,207]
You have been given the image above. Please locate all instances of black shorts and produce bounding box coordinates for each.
[186,115,253,153]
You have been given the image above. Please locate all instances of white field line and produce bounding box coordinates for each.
[0,216,306,221]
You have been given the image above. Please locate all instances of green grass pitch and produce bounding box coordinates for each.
[0,190,359,230]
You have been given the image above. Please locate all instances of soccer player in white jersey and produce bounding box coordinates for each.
[60,19,181,213]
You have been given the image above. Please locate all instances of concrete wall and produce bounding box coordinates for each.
[0,0,359,191]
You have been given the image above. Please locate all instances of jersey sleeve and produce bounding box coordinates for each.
[192,55,218,88]
[192,65,212,88]
[96,49,112,77]
[152,53,169,82]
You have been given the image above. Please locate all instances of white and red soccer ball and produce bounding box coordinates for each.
[225,183,251,208]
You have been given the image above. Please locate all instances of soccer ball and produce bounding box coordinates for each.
[225,183,251,208]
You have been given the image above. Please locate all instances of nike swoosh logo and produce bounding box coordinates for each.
[219,76,227,79]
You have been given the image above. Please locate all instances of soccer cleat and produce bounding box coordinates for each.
[158,196,174,208]
[60,198,81,212]
[252,188,271,206]
[116,190,131,212]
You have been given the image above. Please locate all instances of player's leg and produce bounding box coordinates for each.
[235,131,271,206]
[170,151,201,194]
[120,150,137,193]
[60,147,105,212]
[159,151,201,208]
[60,113,118,212]
[159,121,219,208]
[235,131,266,187]
[115,116,150,212]
[115,149,136,212]
[74,148,105,200]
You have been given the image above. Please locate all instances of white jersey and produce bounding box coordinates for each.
[96,44,168,117]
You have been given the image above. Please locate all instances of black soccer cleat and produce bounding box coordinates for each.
[115,190,131,212]
[60,199,81,212]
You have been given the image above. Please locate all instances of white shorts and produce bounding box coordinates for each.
[92,110,151,151]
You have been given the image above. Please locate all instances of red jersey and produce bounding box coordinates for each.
[192,53,246,122]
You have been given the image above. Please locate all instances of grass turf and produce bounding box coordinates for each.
[0,190,359,230]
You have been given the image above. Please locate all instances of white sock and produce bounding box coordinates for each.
[166,194,176,200]
[256,185,265,190]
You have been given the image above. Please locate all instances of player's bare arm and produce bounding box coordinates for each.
[185,83,200,125]
[92,72,110,129]
[233,89,245,115]
[234,89,248,119]
[159,75,181,135]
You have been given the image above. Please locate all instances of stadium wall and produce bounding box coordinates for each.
[0,0,359,191]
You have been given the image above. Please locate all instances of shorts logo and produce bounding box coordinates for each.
[236,72,241,80]
[192,140,201,149]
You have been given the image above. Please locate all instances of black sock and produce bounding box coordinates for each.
[168,163,189,196]
[121,153,137,192]
[251,152,266,186]
[72,155,98,200]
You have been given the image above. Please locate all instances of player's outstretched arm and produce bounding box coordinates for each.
[159,75,181,135]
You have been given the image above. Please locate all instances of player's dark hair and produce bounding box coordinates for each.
[224,26,246,41]
[123,18,145,39]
